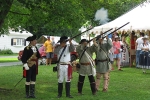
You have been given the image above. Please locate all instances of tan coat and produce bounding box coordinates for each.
[76,45,95,75]
[93,39,112,73]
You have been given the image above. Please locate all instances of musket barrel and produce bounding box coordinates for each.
[57,27,93,43]
[71,27,93,39]
[88,28,113,42]
[102,22,130,38]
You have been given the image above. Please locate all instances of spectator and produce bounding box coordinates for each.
[120,35,129,66]
[130,31,137,67]
[113,36,123,71]
[44,36,55,66]
[135,32,144,68]
[39,45,45,55]
[139,35,150,73]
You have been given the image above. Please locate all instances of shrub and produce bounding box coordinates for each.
[0,49,13,54]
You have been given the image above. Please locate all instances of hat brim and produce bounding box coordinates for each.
[142,38,148,40]
[26,35,36,41]
[79,39,89,44]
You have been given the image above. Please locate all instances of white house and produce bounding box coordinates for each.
[0,30,32,53]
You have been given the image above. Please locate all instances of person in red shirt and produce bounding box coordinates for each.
[130,31,137,67]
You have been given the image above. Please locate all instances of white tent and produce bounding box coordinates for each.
[91,0,150,33]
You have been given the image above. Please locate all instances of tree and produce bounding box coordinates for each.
[0,0,144,37]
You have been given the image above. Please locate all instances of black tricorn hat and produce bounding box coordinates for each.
[26,35,36,41]
[79,39,89,44]
[59,36,68,43]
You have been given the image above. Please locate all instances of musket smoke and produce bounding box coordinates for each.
[94,7,109,25]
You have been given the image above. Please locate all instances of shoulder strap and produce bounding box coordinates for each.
[79,47,88,61]
[100,47,109,59]
[57,45,67,63]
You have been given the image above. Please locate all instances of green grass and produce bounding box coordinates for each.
[0,53,18,56]
[0,58,19,63]
[1,65,150,100]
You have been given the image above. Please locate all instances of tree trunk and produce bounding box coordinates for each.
[0,0,14,29]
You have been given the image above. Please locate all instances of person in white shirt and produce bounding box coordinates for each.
[135,32,144,68]
[139,35,150,73]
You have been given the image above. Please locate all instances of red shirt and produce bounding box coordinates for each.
[113,41,121,54]
[131,39,135,49]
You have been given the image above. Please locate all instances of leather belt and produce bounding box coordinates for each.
[60,64,69,65]
[80,63,91,65]
[97,59,108,62]
[60,62,69,65]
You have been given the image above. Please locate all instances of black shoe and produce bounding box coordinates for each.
[57,95,62,98]
[29,95,36,98]
[66,95,73,98]
[25,95,30,98]
[78,93,83,95]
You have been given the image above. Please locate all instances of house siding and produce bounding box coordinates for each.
[0,30,32,53]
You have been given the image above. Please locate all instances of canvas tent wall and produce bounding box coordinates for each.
[91,0,150,33]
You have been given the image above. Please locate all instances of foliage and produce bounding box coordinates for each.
[0,0,144,37]
[0,49,13,54]
[1,65,150,100]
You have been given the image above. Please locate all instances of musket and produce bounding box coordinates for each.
[102,22,130,39]
[72,27,93,39]
[14,77,24,88]
[88,28,113,43]
[57,27,94,43]
[66,27,94,42]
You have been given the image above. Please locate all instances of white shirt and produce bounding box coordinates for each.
[58,45,71,63]
[139,43,150,51]
[136,37,144,50]
[31,46,37,53]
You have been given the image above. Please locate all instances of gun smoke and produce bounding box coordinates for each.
[94,7,110,25]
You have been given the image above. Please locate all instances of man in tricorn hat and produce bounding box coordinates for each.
[54,36,75,98]
[76,39,97,95]
[21,35,41,98]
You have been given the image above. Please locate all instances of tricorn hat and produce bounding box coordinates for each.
[26,35,36,41]
[79,39,89,44]
[59,36,68,43]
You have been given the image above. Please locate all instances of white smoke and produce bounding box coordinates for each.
[94,7,109,25]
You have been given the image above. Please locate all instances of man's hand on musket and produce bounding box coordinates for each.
[105,35,109,39]
[99,37,104,44]
[69,39,72,44]
[55,44,60,48]
[93,38,98,46]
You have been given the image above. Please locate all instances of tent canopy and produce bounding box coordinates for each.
[91,0,150,33]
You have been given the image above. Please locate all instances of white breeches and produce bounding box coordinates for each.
[58,65,71,83]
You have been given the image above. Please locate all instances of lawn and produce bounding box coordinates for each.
[0,58,19,63]
[0,53,18,56]
[1,65,150,100]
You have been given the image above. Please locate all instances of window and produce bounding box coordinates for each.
[11,38,26,46]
